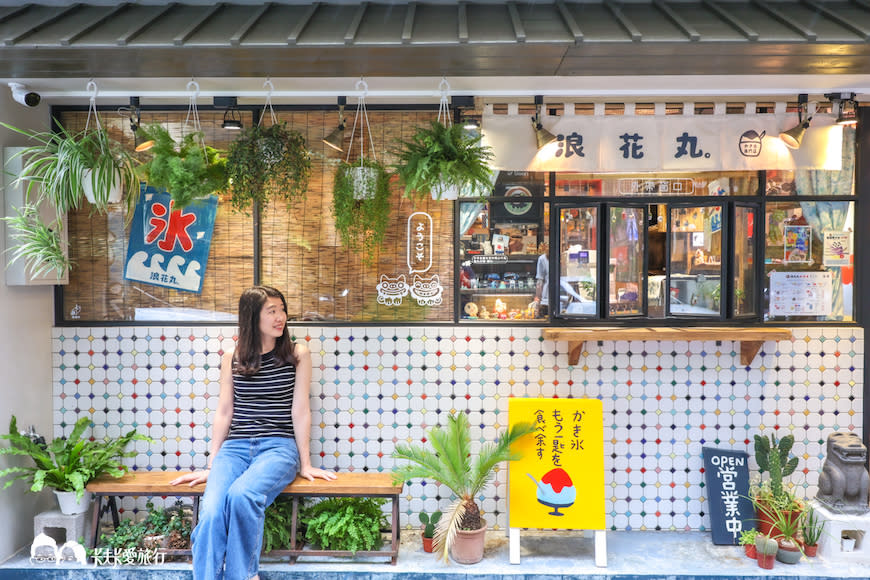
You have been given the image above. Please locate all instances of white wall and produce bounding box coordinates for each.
[0,89,55,562]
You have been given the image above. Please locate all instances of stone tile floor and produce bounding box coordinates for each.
[1,530,867,579]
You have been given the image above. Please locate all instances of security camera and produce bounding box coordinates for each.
[8,83,40,107]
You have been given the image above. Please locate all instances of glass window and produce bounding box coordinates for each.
[557,206,598,318]
[608,207,644,317]
[668,206,723,317]
[554,172,760,197]
[733,205,757,317]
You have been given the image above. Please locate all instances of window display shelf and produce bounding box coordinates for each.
[541,327,793,366]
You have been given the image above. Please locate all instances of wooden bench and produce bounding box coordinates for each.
[86,471,403,564]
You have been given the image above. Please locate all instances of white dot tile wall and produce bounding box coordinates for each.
[51,326,864,531]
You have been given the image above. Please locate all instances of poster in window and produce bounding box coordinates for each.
[124,186,218,293]
[769,271,832,316]
[822,231,851,266]
[784,225,812,263]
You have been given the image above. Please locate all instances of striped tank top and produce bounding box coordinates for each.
[227,350,296,440]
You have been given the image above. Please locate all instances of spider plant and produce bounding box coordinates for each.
[2,203,70,278]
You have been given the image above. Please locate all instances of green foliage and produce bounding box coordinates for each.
[0,415,149,501]
[754,433,799,502]
[300,496,387,554]
[100,500,192,551]
[226,122,311,214]
[2,203,71,278]
[392,412,534,562]
[137,124,228,208]
[419,510,442,538]
[801,506,825,546]
[331,158,391,265]
[738,528,758,546]
[393,121,493,200]
[0,120,139,214]
[262,496,297,553]
[754,498,804,546]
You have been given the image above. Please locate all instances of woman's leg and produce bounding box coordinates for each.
[222,437,299,580]
[191,440,251,580]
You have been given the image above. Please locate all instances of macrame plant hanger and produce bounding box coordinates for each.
[437,77,452,128]
[259,78,278,127]
[344,78,378,199]
[184,79,208,163]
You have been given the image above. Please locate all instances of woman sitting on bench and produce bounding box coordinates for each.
[171,285,335,580]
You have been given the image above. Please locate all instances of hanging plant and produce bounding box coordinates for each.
[136,123,228,208]
[394,82,493,201]
[2,204,70,278]
[226,122,311,214]
[332,157,391,266]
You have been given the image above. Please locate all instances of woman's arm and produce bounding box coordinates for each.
[171,349,235,486]
[292,344,336,482]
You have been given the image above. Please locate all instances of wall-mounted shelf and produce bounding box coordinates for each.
[541,327,793,366]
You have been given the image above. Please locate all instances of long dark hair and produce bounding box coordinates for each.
[233,285,296,375]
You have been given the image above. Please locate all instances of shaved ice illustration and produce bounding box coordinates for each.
[528,468,577,516]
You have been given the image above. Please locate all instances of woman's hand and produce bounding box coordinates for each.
[170,470,210,487]
[299,466,337,482]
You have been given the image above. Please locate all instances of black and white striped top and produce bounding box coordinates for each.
[227,350,296,440]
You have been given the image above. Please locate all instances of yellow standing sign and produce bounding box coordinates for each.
[509,398,605,530]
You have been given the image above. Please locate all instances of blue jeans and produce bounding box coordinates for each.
[192,437,299,580]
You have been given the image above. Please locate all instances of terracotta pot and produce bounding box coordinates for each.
[803,543,818,557]
[744,544,757,559]
[421,533,434,553]
[757,552,776,570]
[449,519,486,565]
[755,504,802,538]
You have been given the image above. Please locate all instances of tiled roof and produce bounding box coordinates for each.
[1,1,870,78]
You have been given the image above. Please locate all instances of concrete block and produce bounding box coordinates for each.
[33,510,90,546]
[813,500,870,561]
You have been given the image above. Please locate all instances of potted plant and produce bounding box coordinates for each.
[0,120,138,214]
[393,120,494,201]
[738,528,759,559]
[0,415,148,514]
[754,498,804,564]
[419,510,442,553]
[226,122,311,214]
[392,412,534,564]
[331,157,391,266]
[751,433,802,537]
[2,203,71,278]
[300,497,387,554]
[755,532,778,570]
[800,505,825,557]
[136,123,228,208]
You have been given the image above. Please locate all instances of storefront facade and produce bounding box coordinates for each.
[1,0,868,561]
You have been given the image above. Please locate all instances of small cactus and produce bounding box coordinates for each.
[754,434,799,500]
[419,510,442,539]
[755,534,779,556]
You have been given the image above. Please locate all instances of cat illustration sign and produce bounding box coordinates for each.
[509,398,604,530]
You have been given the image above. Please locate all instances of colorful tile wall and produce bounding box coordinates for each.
[51,326,864,532]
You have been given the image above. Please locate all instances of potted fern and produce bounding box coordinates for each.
[0,120,138,214]
[392,412,534,564]
[136,123,228,208]
[331,157,391,266]
[0,415,148,514]
[393,120,494,201]
[226,122,311,214]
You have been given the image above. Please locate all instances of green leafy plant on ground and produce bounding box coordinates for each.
[262,496,297,553]
[300,496,387,554]
[100,500,192,552]
[0,415,149,501]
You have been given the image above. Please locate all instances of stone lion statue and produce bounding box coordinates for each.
[816,432,870,514]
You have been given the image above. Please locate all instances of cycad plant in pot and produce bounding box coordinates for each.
[226,122,311,214]
[0,415,148,514]
[392,412,534,564]
[393,120,494,201]
[136,123,228,208]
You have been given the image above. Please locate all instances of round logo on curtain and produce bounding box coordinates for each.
[504,186,533,215]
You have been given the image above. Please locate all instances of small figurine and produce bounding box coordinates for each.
[479,306,490,319]
[464,302,479,319]
[494,298,508,319]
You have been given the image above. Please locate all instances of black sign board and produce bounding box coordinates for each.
[702,447,754,545]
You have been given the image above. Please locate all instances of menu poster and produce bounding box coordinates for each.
[823,231,852,266]
[509,398,604,530]
[784,225,812,263]
[769,271,833,316]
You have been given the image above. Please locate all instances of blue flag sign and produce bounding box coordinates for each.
[702,447,754,545]
[124,186,218,293]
